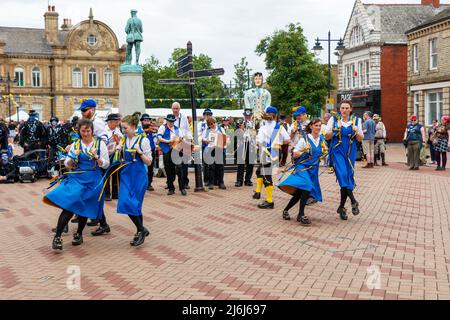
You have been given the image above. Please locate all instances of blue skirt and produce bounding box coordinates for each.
[117,162,148,216]
[278,165,322,202]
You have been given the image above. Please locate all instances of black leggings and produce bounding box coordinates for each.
[436,151,447,168]
[55,210,88,237]
[284,189,311,217]
[129,215,144,233]
[340,188,357,208]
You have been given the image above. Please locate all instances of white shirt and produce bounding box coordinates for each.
[65,140,110,169]
[165,113,191,139]
[157,124,185,140]
[124,135,152,160]
[197,120,208,141]
[325,117,363,137]
[89,115,108,143]
[294,134,321,152]
[256,121,290,146]
[106,127,124,156]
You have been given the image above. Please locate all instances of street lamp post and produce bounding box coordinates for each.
[0,72,18,120]
[312,31,345,99]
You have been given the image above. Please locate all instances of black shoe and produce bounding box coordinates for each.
[167,190,175,195]
[72,233,83,246]
[185,185,190,190]
[351,201,360,216]
[258,201,274,209]
[105,194,112,201]
[147,186,154,191]
[181,189,187,196]
[71,217,79,223]
[219,184,226,190]
[87,219,99,227]
[130,227,150,245]
[244,181,253,187]
[297,215,311,225]
[337,207,348,221]
[52,236,63,250]
[282,210,290,220]
[91,225,111,236]
[131,231,146,247]
[235,182,243,187]
[253,192,261,199]
[52,224,68,234]
[208,185,214,190]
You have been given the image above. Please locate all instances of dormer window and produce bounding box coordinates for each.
[350,25,365,47]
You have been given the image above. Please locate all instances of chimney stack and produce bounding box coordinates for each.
[421,0,440,8]
[61,18,72,31]
[44,5,59,44]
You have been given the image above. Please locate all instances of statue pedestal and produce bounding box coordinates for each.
[119,64,145,117]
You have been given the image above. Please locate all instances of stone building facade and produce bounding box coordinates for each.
[338,0,448,141]
[0,6,125,121]
[406,7,450,128]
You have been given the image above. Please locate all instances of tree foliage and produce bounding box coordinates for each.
[255,23,329,116]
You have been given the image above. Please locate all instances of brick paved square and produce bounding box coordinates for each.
[0,144,449,300]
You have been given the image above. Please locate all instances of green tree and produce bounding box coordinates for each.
[233,57,252,108]
[256,23,328,116]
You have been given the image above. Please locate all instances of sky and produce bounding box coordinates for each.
[0,0,445,83]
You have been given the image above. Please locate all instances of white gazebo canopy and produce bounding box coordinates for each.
[6,110,29,122]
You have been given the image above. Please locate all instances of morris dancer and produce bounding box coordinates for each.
[325,101,363,221]
[278,119,326,225]
[253,106,290,209]
[45,119,109,251]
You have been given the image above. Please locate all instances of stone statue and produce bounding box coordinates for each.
[124,9,143,65]
[244,72,271,122]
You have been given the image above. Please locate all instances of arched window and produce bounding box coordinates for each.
[32,67,41,87]
[104,68,113,88]
[350,25,365,47]
[72,67,82,88]
[14,67,25,87]
[88,68,97,88]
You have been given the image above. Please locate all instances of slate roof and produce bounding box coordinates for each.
[363,4,450,44]
[0,26,68,55]
[407,7,450,32]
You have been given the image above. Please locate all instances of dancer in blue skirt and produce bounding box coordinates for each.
[278,119,326,225]
[325,101,364,220]
[116,113,152,246]
[45,119,110,251]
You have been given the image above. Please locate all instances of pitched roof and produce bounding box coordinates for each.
[363,4,449,43]
[407,7,450,32]
[0,26,68,55]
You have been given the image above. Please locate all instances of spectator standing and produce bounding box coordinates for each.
[362,112,376,168]
[428,119,439,165]
[403,115,426,170]
[373,114,388,166]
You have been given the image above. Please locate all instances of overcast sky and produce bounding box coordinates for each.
[0,0,445,83]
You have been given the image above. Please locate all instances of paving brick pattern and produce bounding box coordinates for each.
[0,144,449,300]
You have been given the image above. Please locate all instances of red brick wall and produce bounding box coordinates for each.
[380,45,408,142]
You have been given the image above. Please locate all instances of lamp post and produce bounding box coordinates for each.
[312,31,345,99]
[0,72,18,120]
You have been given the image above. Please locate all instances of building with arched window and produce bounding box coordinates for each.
[338,0,449,141]
[0,6,125,121]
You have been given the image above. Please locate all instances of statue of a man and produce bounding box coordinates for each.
[244,72,271,122]
[125,9,143,65]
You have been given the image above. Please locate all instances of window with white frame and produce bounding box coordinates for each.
[14,67,25,87]
[350,25,365,47]
[344,65,350,89]
[351,63,356,88]
[88,68,97,88]
[358,61,365,87]
[365,60,370,86]
[413,93,420,117]
[429,38,438,70]
[412,44,419,73]
[72,68,82,88]
[426,91,443,126]
[32,67,41,87]
[104,68,113,88]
